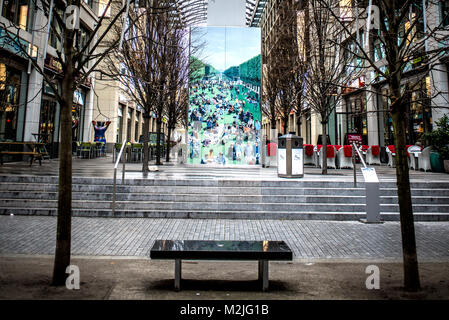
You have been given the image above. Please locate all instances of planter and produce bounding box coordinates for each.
[430,152,445,173]
[444,159,449,174]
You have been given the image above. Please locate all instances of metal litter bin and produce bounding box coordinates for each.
[277,134,304,178]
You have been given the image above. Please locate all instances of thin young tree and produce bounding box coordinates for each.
[164,27,190,163]
[318,0,449,291]
[103,0,205,170]
[0,0,128,285]
[301,0,360,174]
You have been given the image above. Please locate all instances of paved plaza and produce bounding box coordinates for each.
[1,216,449,262]
[1,157,449,301]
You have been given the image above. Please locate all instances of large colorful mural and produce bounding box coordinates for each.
[188,27,261,165]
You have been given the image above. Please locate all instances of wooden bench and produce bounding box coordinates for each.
[150,240,293,291]
[0,151,44,166]
[0,142,46,166]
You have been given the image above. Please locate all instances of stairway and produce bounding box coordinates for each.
[0,175,448,221]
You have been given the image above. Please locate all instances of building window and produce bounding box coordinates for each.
[78,25,91,51]
[345,94,367,145]
[39,98,57,144]
[49,12,63,51]
[441,0,449,27]
[83,0,93,9]
[1,0,30,31]
[373,38,385,62]
[72,89,86,146]
[135,111,140,142]
[117,105,123,142]
[127,109,132,142]
[0,63,22,141]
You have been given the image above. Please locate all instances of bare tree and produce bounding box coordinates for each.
[165,28,190,163]
[318,0,449,291]
[301,0,361,174]
[103,1,205,169]
[0,0,128,285]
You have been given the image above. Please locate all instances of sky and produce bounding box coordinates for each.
[193,27,261,72]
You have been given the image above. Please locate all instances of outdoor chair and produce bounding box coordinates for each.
[79,142,92,159]
[91,142,100,158]
[418,146,432,172]
[319,145,336,169]
[303,144,314,165]
[386,145,396,167]
[113,143,122,163]
[131,143,143,162]
[337,145,353,169]
[407,145,422,170]
[366,145,381,165]
[313,145,322,167]
[75,142,82,158]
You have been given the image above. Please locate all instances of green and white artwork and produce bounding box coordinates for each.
[188,27,261,165]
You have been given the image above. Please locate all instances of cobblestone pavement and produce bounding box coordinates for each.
[1,216,449,261]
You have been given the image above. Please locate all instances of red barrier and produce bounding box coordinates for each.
[343,145,352,157]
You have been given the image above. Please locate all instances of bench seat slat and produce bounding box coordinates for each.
[150,240,293,261]
[0,152,40,155]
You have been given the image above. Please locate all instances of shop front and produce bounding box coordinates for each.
[377,75,432,147]
[0,55,28,143]
[342,90,368,145]
[40,55,62,158]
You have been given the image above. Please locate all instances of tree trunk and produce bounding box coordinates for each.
[392,110,421,292]
[156,118,162,165]
[296,114,301,136]
[282,116,288,135]
[142,115,150,174]
[166,126,172,163]
[52,66,74,286]
[321,121,328,175]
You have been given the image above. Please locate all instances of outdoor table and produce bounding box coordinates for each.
[0,141,46,166]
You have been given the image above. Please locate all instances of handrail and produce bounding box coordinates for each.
[352,142,367,187]
[112,139,127,215]
[353,142,367,168]
[114,139,128,169]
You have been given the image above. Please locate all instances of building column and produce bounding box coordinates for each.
[366,85,379,146]
[311,112,321,145]
[83,83,95,142]
[430,64,449,125]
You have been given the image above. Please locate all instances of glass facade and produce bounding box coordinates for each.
[441,0,449,27]
[135,111,140,142]
[345,93,367,145]
[0,63,22,141]
[72,89,86,144]
[379,76,432,146]
[117,104,123,143]
[1,0,31,31]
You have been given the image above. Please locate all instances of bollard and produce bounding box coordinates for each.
[360,167,383,224]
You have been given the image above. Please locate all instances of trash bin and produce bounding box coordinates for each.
[277,134,304,178]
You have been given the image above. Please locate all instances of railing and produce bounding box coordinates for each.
[112,140,127,215]
[352,142,367,187]
[351,143,382,223]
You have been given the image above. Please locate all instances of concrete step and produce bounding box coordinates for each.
[2,198,449,213]
[2,191,449,206]
[5,174,449,188]
[1,174,448,221]
[0,199,368,212]
[2,182,449,197]
[1,207,448,221]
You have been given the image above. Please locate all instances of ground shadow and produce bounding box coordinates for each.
[146,278,289,292]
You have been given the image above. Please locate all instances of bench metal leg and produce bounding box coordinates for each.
[258,260,269,291]
[174,259,182,291]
